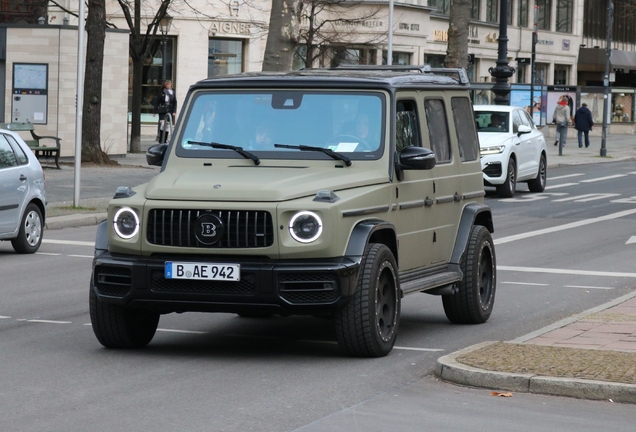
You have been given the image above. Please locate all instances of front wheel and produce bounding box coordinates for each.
[89,284,159,348]
[11,203,43,254]
[527,154,547,192]
[496,158,516,198]
[442,226,496,324]
[335,244,400,357]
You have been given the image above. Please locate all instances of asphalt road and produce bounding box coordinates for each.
[1,162,635,431]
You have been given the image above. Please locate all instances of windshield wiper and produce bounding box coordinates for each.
[274,144,351,166]
[187,141,260,166]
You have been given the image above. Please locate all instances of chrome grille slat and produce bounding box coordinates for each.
[147,209,274,248]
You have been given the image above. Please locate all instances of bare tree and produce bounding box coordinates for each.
[0,0,47,23]
[117,0,173,152]
[444,0,471,69]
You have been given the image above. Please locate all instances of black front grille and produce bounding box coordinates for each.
[279,273,340,304]
[147,209,274,248]
[483,162,502,177]
[150,270,256,294]
[95,266,132,297]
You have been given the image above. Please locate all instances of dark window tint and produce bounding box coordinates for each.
[0,135,18,169]
[424,99,451,163]
[395,100,421,152]
[5,135,28,165]
[451,98,479,162]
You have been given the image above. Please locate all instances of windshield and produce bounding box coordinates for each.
[474,111,510,133]
[177,90,385,160]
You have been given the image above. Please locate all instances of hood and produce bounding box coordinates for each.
[144,165,389,202]
[477,132,515,149]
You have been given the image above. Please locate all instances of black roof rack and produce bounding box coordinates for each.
[326,65,470,85]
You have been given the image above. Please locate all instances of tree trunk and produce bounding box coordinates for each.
[262,0,300,71]
[445,0,471,69]
[82,0,113,164]
[129,0,143,153]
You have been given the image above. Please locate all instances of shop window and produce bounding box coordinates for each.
[208,39,243,77]
[612,93,633,123]
[556,0,573,33]
[554,65,569,85]
[486,0,498,23]
[382,51,411,66]
[133,37,175,123]
[425,54,446,68]
[536,0,551,30]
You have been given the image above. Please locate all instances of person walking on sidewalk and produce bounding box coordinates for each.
[574,103,594,148]
[153,80,177,144]
[552,97,571,147]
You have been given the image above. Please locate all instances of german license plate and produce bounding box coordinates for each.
[165,262,240,281]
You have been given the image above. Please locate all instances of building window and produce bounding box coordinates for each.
[383,51,411,65]
[330,47,377,67]
[556,0,573,33]
[508,0,513,25]
[536,0,551,30]
[517,64,527,83]
[134,37,175,122]
[471,0,480,20]
[208,39,243,77]
[518,0,528,27]
[431,0,450,14]
[425,54,446,68]
[554,64,569,85]
[535,62,549,84]
[486,0,498,23]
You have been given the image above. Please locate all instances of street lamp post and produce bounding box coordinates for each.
[489,0,515,105]
[159,13,173,83]
[601,1,614,158]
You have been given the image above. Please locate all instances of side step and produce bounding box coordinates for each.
[400,271,462,296]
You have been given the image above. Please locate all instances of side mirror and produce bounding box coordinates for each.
[517,125,532,136]
[397,146,436,171]
[146,143,168,166]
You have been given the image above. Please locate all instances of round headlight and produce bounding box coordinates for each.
[113,207,140,239]
[289,211,323,243]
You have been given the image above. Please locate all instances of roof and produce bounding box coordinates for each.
[473,105,525,112]
[191,66,471,91]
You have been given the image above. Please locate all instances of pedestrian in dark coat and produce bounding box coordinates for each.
[574,103,594,148]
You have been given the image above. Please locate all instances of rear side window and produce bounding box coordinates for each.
[451,97,479,162]
[424,99,451,163]
[395,100,421,152]
[5,135,29,165]
[0,135,18,169]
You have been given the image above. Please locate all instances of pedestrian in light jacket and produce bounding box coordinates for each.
[574,103,594,148]
[552,97,571,147]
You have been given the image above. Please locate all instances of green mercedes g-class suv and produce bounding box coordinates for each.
[90,66,496,357]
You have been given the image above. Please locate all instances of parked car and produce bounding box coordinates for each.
[0,129,46,253]
[474,105,547,197]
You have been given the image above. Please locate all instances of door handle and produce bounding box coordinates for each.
[19,174,27,181]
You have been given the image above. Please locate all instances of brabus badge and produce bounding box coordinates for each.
[194,214,224,245]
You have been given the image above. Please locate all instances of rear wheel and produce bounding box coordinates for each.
[527,154,547,192]
[496,158,516,198]
[11,203,43,254]
[335,244,400,357]
[442,226,496,324]
[89,284,159,348]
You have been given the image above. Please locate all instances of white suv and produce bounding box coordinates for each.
[474,105,547,198]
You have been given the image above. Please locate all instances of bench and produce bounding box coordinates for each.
[0,122,62,169]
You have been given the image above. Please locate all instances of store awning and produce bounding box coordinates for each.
[578,48,636,72]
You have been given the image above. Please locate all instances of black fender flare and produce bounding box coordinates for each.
[345,219,398,265]
[95,220,109,254]
[450,203,494,265]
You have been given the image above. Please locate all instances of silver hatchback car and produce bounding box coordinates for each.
[0,129,46,253]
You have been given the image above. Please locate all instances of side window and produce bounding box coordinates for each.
[451,97,479,162]
[0,135,18,169]
[424,99,451,163]
[512,110,523,134]
[395,100,421,152]
[5,135,28,165]
[522,109,535,128]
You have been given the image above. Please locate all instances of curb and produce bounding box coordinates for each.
[435,341,636,404]
[45,213,107,230]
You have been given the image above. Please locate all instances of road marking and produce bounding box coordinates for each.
[548,173,584,180]
[612,196,636,204]
[627,236,636,245]
[552,193,620,202]
[499,192,567,203]
[27,319,72,324]
[494,208,636,245]
[580,174,628,183]
[156,328,209,335]
[42,239,95,246]
[564,285,614,290]
[68,254,94,259]
[0,315,11,319]
[35,252,62,256]
[544,182,579,190]
[501,281,549,286]
[498,265,636,278]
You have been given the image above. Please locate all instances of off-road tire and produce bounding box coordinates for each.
[90,285,159,348]
[11,203,43,254]
[496,157,516,198]
[527,154,547,192]
[335,243,400,357]
[442,225,496,324]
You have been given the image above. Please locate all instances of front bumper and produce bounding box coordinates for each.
[92,251,360,314]
[481,156,505,186]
